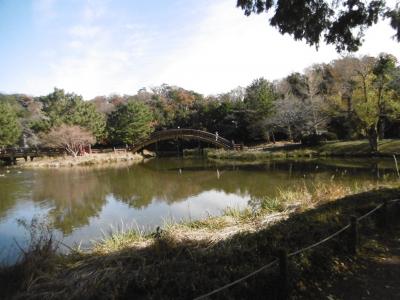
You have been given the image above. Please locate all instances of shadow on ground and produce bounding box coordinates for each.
[1,188,399,299]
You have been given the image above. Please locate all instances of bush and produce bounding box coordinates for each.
[301,134,324,146]
[301,132,338,146]
[320,132,338,141]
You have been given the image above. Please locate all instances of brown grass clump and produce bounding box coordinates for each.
[258,181,378,212]
[0,218,59,299]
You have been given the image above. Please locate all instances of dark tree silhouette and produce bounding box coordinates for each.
[237,0,400,52]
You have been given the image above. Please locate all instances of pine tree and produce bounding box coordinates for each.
[107,101,154,145]
[0,102,22,147]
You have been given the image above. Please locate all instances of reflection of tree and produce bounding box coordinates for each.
[31,169,110,234]
[111,158,388,210]
[0,172,32,219]
[109,162,219,209]
[109,159,340,209]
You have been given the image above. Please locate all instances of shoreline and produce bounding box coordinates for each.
[15,152,145,168]
[204,139,400,161]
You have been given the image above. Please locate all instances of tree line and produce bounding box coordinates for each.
[0,53,399,153]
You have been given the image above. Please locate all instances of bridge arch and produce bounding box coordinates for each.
[131,129,234,153]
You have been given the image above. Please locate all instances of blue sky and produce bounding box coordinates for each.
[1,0,399,99]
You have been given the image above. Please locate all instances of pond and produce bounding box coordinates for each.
[0,157,398,264]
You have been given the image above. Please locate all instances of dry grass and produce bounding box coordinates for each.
[20,152,144,168]
[206,139,400,161]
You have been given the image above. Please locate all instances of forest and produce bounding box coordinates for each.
[0,53,399,153]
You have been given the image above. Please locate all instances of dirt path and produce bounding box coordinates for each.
[325,225,400,300]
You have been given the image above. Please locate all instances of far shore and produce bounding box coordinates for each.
[203,139,400,161]
[17,152,146,168]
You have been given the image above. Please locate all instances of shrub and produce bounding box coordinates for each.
[301,132,338,146]
[301,134,324,146]
[320,132,338,141]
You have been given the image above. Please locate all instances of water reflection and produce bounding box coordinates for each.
[31,169,109,234]
[0,157,398,262]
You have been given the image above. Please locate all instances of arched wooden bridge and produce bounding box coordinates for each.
[0,129,241,164]
[131,129,237,153]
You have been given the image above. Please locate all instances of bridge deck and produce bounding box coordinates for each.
[131,129,235,152]
[0,148,66,161]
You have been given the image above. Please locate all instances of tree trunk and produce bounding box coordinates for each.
[367,126,379,153]
[288,125,293,142]
[346,95,353,118]
[378,117,385,140]
[377,83,385,140]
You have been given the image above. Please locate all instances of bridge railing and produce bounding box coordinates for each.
[0,147,66,158]
[132,129,234,152]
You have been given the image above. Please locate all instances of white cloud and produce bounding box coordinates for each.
[69,25,102,38]
[26,1,156,98]
[24,0,400,98]
[155,0,400,95]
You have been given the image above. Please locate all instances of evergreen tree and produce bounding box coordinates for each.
[244,78,277,141]
[0,102,22,147]
[107,101,154,145]
[36,88,106,141]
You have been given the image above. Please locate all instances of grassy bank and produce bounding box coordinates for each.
[18,152,144,168]
[205,139,400,161]
[1,181,399,299]
[318,139,400,156]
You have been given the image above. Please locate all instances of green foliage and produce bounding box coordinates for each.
[107,101,154,145]
[352,54,400,151]
[320,132,338,141]
[244,78,277,141]
[244,78,276,114]
[0,94,26,117]
[301,132,336,146]
[0,102,22,147]
[285,72,309,100]
[37,88,106,141]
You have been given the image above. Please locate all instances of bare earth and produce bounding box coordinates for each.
[324,225,400,300]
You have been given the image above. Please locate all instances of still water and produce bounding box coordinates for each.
[0,157,398,263]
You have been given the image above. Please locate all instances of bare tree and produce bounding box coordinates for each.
[304,66,330,133]
[41,124,95,157]
[273,74,329,140]
[268,97,308,141]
